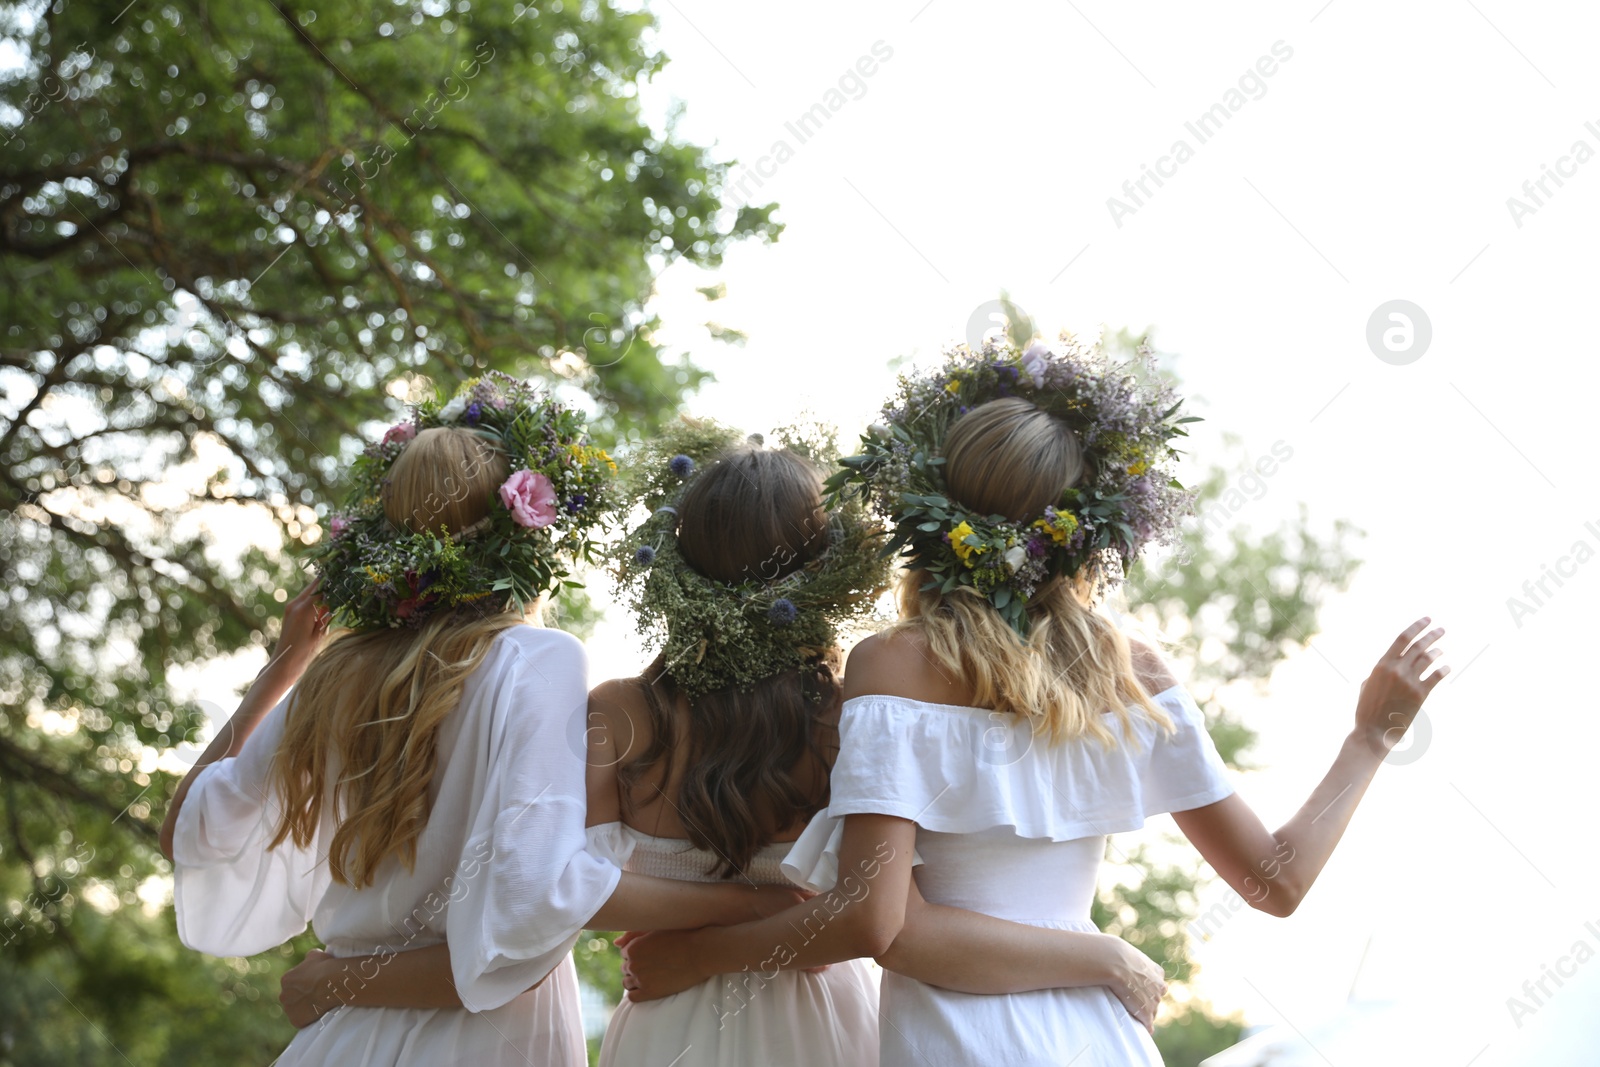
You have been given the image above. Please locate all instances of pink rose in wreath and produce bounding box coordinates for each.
[382,421,418,446]
[499,469,558,529]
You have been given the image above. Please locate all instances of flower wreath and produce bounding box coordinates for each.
[823,332,1201,636]
[305,371,619,630]
[611,418,893,697]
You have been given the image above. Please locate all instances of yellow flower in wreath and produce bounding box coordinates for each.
[949,521,983,565]
[1032,509,1079,546]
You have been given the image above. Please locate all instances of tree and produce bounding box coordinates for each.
[0,0,775,1060]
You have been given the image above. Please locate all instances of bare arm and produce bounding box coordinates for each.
[279,946,473,1027]
[1170,616,1447,917]
[876,877,1169,1031]
[159,582,329,861]
[278,680,805,1020]
[621,812,918,1000]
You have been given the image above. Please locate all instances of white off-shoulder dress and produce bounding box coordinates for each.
[781,683,1235,1067]
[170,625,621,1067]
[591,823,881,1067]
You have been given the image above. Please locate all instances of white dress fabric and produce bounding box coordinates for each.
[170,625,621,1067]
[781,683,1236,1067]
[592,822,880,1067]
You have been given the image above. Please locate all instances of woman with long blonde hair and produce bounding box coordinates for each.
[619,340,1448,1066]
[161,378,801,1066]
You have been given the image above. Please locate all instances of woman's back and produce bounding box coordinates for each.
[310,626,588,951]
[590,676,833,845]
[779,625,1233,1067]
[590,677,881,1067]
[172,624,610,1067]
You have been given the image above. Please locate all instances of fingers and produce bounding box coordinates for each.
[1117,990,1157,1033]
[1402,633,1448,696]
[1422,663,1451,691]
[1386,616,1431,659]
[1409,645,1445,683]
[1382,618,1449,691]
[1400,626,1444,662]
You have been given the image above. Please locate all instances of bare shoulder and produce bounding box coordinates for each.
[842,629,919,693]
[1125,635,1180,696]
[842,626,970,705]
[586,675,654,760]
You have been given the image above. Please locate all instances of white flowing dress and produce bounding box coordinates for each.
[170,625,622,1067]
[592,823,881,1067]
[781,683,1235,1067]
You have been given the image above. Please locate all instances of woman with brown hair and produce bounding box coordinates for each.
[162,378,800,1067]
[619,340,1448,1066]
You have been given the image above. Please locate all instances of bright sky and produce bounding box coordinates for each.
[594,0,1600,1057]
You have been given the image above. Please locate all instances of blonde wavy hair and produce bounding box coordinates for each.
[892,397,1174,747]
[268,427,535,887]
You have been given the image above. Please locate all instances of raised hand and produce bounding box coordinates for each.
[266,577,332,682]
[1354,615,1448,758]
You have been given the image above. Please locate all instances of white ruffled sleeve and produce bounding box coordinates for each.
[780,806,926,893]
[584,821,639,868]
[171,691,331,957]
[796,685,1234,849]
[1137,684,1238,815]
[443,629,624,1012]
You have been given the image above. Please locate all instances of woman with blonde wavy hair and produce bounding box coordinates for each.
[160,377,803,1067]
[620,340,1449,1066]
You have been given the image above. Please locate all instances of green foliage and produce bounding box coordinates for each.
[1,907,318,1066]
[1153,1001,1247,1067]
[573,930,624,1065]
[1,0,774,1060]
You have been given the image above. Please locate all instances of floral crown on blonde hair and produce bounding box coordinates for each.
[824,332,1201,637]
[304,371,618,630]
[611,418,893,697]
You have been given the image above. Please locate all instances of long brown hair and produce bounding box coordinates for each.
[269,427,532,887]
[616,447,840,877]
[893,397,1173,747]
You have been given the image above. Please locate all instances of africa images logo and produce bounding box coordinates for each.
[1106,40,1295,228]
